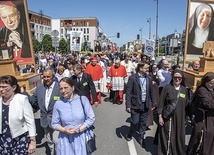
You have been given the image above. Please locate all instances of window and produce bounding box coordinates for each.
[84,28,86,34]
[87,35,89,41]
[87,28,89,34]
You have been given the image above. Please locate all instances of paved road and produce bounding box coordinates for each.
[33,93,191,155]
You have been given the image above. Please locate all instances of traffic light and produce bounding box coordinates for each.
[137,34,140,40]
[117,33,120,38]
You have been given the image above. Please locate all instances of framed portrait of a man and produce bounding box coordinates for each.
[0,0,34,64]
[94,40,102,52]
[184,0,214,61]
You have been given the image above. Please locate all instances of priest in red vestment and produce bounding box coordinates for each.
[108,59,127,104]
[85,56,103,104]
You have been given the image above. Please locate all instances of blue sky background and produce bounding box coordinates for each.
[27,0,188,47]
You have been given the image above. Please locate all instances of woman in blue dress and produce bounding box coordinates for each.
[51,77,95,155]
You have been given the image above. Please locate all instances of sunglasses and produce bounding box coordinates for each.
[173,76,182,80]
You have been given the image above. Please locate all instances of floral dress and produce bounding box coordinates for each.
[0,104,30,155]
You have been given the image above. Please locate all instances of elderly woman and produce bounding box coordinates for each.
[187,3,214,55]
[186,72,214,155]
[51,77,95,155]
[157,69,189,155]
[0,75,36,154]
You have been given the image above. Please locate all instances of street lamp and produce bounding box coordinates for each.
[147,18,151,39]
[172,29,177,55]
[139,28,142,41]
[39,9,44,52]
[154,0,159,56]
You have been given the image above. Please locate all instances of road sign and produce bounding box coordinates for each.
[51,30,59,37]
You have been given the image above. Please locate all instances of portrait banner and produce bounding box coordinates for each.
[0,0,34,64]
[94,40,102,52]
[185,0,214,60]
[70,31,83,51]
[144,39,155,57]
[133,40,142,53]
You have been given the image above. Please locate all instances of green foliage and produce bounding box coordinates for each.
[67,39,70,52]
[32,39,41,52]
[120,46,125,51]
[59,38,67,53]
[42,34,53,52]
[159,46,164,54]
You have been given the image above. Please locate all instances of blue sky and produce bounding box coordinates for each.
[27,0,188,47]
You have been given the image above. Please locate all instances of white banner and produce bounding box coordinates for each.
[144,39,155,57]
[70,31,83,51]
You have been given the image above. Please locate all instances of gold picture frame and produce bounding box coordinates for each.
[0,0,34,65]
[184,0,214,65]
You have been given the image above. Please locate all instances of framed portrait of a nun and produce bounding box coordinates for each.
[0,0,34,64]
[184,0,214,62]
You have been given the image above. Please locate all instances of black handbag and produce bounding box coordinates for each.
[162,88,181,120]
[80,96,97,153]
[85,130,97,153]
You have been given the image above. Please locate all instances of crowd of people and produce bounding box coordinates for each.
[0,49,214,155]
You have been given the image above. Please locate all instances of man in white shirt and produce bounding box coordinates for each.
[157,59,171,93]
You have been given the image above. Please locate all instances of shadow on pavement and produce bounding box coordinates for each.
[116,125,130,139]
[145,136,158,155]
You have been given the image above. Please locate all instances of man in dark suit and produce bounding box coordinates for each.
[71,64,99,107]
[22,64,35,73]
[125,62,156,148]
[23,67,61,155]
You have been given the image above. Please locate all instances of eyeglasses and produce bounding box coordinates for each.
[173,77,182,80]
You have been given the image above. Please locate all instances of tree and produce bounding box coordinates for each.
[67,39,70,52]
[32,39,41,52]
[120,45,125,51]
[59,38,67,53]
[41,34,53,52]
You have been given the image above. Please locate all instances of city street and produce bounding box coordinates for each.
[33,93,191,155]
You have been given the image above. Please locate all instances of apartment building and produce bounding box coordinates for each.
[28,10,52,42]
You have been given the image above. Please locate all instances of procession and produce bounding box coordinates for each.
[0,0,214,155]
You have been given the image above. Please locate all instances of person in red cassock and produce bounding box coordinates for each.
[85,56,103,104]
[108,59,127,104]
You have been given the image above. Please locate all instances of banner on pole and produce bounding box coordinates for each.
[144,39,155,57]
[70,31,83,51]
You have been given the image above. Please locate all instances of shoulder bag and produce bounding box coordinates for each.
[80,96,97,153]
[162,87,181,121]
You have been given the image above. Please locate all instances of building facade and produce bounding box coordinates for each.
[28,11,52,42]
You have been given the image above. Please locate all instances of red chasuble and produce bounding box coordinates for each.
[85,64,103,80]
[108,65,127,77]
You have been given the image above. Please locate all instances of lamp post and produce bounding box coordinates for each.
[172,29,177,55]
[154,0,159,56]
[147,18,151,39]
[39,10,44,52]
[139,28,142,41]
